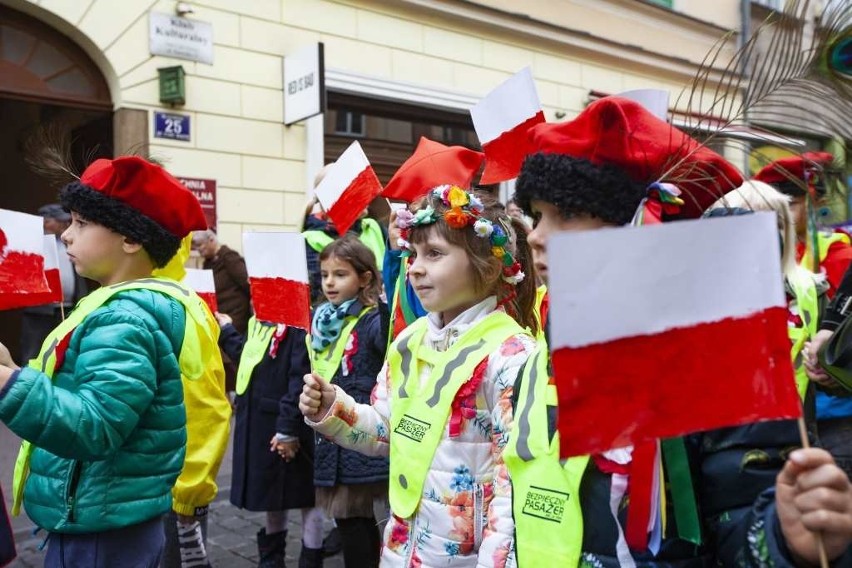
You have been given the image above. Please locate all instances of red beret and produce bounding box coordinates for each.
[753,151,834,186]
[527,96,744,218]
[80,156,207,237]
[382,137,484,203]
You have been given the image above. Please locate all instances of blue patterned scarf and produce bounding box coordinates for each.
[311,298,357,351]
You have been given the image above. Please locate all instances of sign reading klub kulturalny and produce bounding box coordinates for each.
[149,12,214,65]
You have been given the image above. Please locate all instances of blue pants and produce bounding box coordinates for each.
[44,516,164,568]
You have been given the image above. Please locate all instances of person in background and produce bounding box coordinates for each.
[19,204,88,362]
[506,196,530,228]
[508,96,852,567]
[216,308,324,568]
[305,236,389,568]
[301,190,538,567]
[804,262,852,481]
[0,156,214,566]
[152,238,232,568]
[192,229,252,394]
[192,229,252,334]
[754,152,852,298]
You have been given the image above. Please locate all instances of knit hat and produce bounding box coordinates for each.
[60,156,207,267]
[753,151,834,197]
[382,137,484,203]
[515,96,743,224]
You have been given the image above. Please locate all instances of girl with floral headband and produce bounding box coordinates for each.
[301,187,538,567]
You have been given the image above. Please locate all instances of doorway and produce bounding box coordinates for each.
[0,4,112,358]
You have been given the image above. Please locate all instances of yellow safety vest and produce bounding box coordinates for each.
[387,312,528,518]
[504,347,588,567]
[788,267,821,399]
[12,277,217,515]
[308,306,374,382]
[302,217,386,270]
[235,317,277,395]
[800,231,851,274]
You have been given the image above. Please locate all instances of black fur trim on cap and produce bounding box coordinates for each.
[515,152,647,226]
[60,181,180,268]
[770,180,809,197]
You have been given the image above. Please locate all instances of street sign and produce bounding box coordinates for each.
[283,43,325,125]
[154,112,191,141]
[177,177,217,231]
[149,12,214,65]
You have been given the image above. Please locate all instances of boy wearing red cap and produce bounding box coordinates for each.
[753,152,852,298]
[506,97,852,567]
[0,157,216,566]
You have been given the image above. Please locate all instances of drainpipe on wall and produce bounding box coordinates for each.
[739,0,752,175]
[305,113,325,200]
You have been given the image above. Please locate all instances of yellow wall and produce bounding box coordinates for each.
[10,0,740,248]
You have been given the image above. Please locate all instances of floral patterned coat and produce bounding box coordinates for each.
[309,300,536,567]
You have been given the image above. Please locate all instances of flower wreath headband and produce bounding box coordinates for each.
[395,185,525,285]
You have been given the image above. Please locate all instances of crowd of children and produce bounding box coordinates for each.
[0,41,852,568]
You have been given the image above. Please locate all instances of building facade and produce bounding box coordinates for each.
[1,0,749,244]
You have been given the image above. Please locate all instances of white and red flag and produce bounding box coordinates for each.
[548,212,801,458]
[243,232,310,329]
[470,67,545,184]
[315,141,382,235]
[0,209,52,310]
[183,268,218,313]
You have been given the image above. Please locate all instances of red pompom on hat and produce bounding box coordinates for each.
[382,137,484,203]
[525,96,744,219]
[80,156,207,237]
[753,151,834,195]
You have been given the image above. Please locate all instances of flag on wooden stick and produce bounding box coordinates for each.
[243,232,310,329]
[183,268,218,313]
[548,212,801,458]
[471,67,544,184]
[315,141,382,235]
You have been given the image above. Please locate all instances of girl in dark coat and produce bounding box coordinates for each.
[309,236,389,568]
[217,313,324,568]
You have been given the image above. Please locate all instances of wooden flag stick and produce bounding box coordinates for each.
[797,416,830,568]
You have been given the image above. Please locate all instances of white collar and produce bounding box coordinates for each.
[425,296,498,351]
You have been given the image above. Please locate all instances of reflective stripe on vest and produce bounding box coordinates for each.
[235,317,276,395]
[800,231,851,274]
[788,267,820,399]
[303,218,386,271]
[387,312,527,519]
[12,277,215,515]
[309,306,373,382]
[504,347,588,567]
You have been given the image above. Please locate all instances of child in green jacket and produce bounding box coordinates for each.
[0,156,212,567]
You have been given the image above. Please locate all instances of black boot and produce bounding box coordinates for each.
[322,527,342,557]
[256,528,286,568]
[299,543,324,568]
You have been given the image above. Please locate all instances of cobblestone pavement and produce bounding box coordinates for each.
[2,422,349,568]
